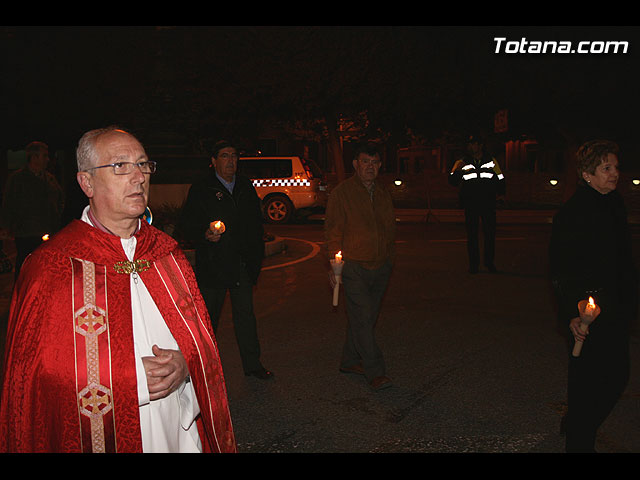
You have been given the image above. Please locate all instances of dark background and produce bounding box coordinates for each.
[3,26,639,155]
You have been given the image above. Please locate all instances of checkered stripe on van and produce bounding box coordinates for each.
[252,179,311,187]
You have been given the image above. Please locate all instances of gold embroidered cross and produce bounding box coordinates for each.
[113,259,151,275]
[77,307,105,335]
[81,386,111,415]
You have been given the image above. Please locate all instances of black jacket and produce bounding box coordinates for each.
[178,169,265,288]
[550,184,637,352]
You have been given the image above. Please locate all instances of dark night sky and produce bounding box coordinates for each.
[2,26,640,157]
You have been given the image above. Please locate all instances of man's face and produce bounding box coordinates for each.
[79,131,150,225]
[468,141,482,157]
[352,153,381,185]
[212,147,238,182]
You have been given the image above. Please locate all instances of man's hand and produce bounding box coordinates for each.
[142,345,189,401]
[328,270,337,288]
[205,229,222,242]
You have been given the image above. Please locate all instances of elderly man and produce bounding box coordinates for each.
[0,127,235,453]
[324,142,396,391]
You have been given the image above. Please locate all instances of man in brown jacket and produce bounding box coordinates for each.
[324,143,396,391]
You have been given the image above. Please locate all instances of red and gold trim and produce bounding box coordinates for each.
[153,253,234,452]
[71,258,116,453]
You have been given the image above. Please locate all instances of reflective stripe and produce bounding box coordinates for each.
[480,161,495,169]
[480,172,494,179]
[462,173,478,180]
[461,164,475,171]
[497,174,504,180]
[252,179,311,187]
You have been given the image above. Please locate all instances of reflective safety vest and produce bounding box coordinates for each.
[450,158,505,182]
[449,156,506,205]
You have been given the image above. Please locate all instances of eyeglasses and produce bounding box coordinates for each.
[86,161,157,175]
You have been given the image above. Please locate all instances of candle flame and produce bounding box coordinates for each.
[42,234,49,241]
[335,250,342,261]
[588,296,595,307]
[210,220,224,232]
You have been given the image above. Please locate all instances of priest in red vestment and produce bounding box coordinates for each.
[0,127,236,453]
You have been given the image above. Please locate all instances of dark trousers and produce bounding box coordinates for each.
[464,206,496,270]
[14,236,44,281]
[340,260,392,381]
[565,345,629,452]
[200,269,263,374]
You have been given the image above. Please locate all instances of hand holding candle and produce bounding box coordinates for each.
[572,296,601,357]
[330,251,344,306]
[205,220,225,243]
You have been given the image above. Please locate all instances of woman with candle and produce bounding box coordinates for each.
[550,140,637,452]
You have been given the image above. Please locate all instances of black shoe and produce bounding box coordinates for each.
[245,367,274,380]
[339,364,365,375]
[370,376,393,391]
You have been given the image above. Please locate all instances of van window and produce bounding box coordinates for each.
[238,159,292,179]
[301,158,322,179]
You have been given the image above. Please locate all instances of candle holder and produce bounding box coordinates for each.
[572,296,600,357]
[330,255,344,307]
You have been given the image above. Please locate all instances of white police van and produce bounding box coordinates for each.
[238,156,326,223]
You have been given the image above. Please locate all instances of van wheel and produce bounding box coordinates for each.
[264,195,293,224]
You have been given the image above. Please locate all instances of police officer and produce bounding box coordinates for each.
[449,135,506,274]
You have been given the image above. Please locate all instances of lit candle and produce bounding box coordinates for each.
[585,296,596,316]
[210,220,225,234]
[330,251,344,307]
[572,296,600,357]
[41,233,49,241]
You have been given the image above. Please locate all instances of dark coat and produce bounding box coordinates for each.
[550,184,637,355]
[178,169,265,289]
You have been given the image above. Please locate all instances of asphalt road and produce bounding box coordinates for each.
[213,220,640,453]
[1,219,639,454]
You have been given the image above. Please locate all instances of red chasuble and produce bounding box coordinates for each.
[0,220,236,453]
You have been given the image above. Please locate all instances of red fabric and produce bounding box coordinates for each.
[0,220,236,453]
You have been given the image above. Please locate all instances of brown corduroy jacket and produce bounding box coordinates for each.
[324,174,396,270]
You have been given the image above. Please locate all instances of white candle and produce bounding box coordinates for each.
[331,251,343,307]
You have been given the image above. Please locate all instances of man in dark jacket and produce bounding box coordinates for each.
[1,141,65,279]
[179,140,272,380]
